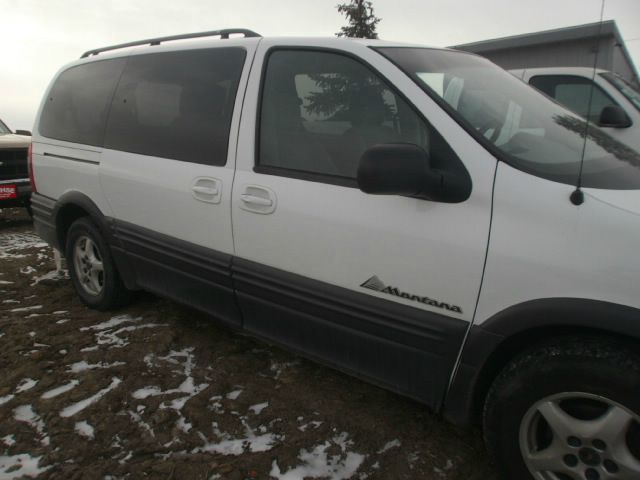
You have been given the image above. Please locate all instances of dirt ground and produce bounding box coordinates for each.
[0,207,496,480]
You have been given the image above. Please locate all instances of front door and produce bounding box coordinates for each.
[231,40,496,407]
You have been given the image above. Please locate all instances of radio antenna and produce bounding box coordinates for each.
[570,0,606,206]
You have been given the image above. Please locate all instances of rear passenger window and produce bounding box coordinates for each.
[258,49,461,182]
[104,48,246,165]
[39,59,125,146]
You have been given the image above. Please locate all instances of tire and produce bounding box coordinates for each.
[65,217,130,310]
[483,336,640,480]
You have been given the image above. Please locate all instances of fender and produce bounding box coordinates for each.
[52,191,114,250]
[441,298,640,426]
[31,191,138,290]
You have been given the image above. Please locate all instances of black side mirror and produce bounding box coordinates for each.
[599,105,631,128]
[356,143,469,203]
[15,129,32,136]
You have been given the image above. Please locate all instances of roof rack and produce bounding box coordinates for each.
[80,28,261,58]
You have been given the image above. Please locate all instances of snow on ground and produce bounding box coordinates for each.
[270,432,365,480]
[13,405,49,446]
[0,453,50,479]
[225,389,243,400]
[15,378,38,394]
[249,402,269,415]
[195,420,282,456]
[79,315,164,348]
[74,421,95,440]
[30,269,68,286]
[9,305,42,313]
[0,233,48,260]
[60,377,122,418]
[377,439,401,454]
[68,360,126,373]
[41,380,80,399]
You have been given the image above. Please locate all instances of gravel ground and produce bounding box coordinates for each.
[0,208,496,480]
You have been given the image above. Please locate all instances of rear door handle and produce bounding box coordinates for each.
[240,194,273,207]
[238,185,277,214]
[192,177,222,204]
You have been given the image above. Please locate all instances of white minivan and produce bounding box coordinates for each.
[29,29,640,480]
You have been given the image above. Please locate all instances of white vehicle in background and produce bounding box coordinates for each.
[511,67,640,151]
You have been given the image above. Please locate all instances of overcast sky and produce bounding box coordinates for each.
[2,0,639,130]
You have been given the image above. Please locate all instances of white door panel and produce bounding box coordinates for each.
[99,151,235,253]
[32,141,112,216]
[232,39,497,322]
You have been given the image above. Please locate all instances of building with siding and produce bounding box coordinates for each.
[452,21,639,88]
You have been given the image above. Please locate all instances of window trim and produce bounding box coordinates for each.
[254,46,469,189]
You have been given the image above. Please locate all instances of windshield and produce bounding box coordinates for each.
[600,72,640,112]
[377,47,640,190]
[0,118,10,134]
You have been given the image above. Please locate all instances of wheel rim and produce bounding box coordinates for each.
[73,235,104,296]
[520,392,640,480]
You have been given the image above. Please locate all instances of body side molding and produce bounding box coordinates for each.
[231,257,469,409]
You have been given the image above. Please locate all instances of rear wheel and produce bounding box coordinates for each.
[65,217,130,310]
[484,337,640,480]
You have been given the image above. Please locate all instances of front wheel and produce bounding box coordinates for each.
[65,217,130,310]
[484,337,640,480]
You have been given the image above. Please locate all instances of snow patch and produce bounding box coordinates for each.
[270,432,365,480]
[132,349,207,410]
[226,389,243,400]
[75,421,95,439]
[377,439,401,454]
[41,380,79,399]
[68,360,125,373]
[80,315,162,348]
[9,305,42,312]
[0,453,49,478]
[195,420,280,455]
[13,405,49,446]
[15,378,38,394]
[1,435,15,447]
[249,402,269,415]
[0,395,15,406]
[60,377,121,418]
[30,269,68,286]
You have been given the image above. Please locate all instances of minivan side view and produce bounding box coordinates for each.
[30,29,640,480]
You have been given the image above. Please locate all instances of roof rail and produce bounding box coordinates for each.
[80,28,261,58]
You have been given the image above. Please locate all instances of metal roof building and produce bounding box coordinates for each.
[452,21,639,87]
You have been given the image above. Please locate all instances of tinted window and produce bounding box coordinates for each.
[259,50,464,183]
[39,59,125,146]
[530,75,618,123]
[105,48,246,165]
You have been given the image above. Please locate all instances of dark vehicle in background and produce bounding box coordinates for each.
[0,117,32,215]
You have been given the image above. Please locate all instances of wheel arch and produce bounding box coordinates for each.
[53,191,112,252]
[442,298,640,427]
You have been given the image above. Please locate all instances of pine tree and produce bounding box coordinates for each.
[336,0,381,39]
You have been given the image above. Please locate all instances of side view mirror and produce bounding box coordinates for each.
[356,143,469,203]
[15,129,32,136]
[598,105,631,128]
